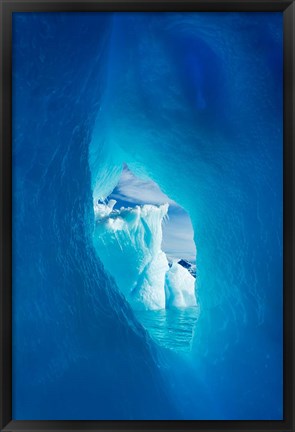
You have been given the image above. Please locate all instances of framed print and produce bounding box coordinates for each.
[0,0,294,431]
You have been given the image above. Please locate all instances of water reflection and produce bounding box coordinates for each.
[137,306,200,352]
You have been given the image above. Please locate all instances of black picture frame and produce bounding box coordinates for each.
[0,0,294,431]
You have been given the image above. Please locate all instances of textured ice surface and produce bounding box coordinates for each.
[93,200,197,312]
[165,262,196,308]
[94,201,169,310]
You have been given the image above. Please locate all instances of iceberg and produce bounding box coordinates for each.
[13,11,283,420]
[165,262,196,308]
[93,199,197,312]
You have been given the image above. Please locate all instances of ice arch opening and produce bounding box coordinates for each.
[91,164,199,350]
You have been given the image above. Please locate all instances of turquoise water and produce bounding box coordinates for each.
[137,307,200,352]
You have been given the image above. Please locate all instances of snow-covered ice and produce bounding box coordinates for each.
[93,200,197,311]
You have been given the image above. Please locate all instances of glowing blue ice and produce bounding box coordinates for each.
[13,11,283,420]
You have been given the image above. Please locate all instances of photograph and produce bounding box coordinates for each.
[0,3,292,429]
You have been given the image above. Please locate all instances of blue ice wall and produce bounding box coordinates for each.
[13,12,283,420]
[12,13,174,420]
